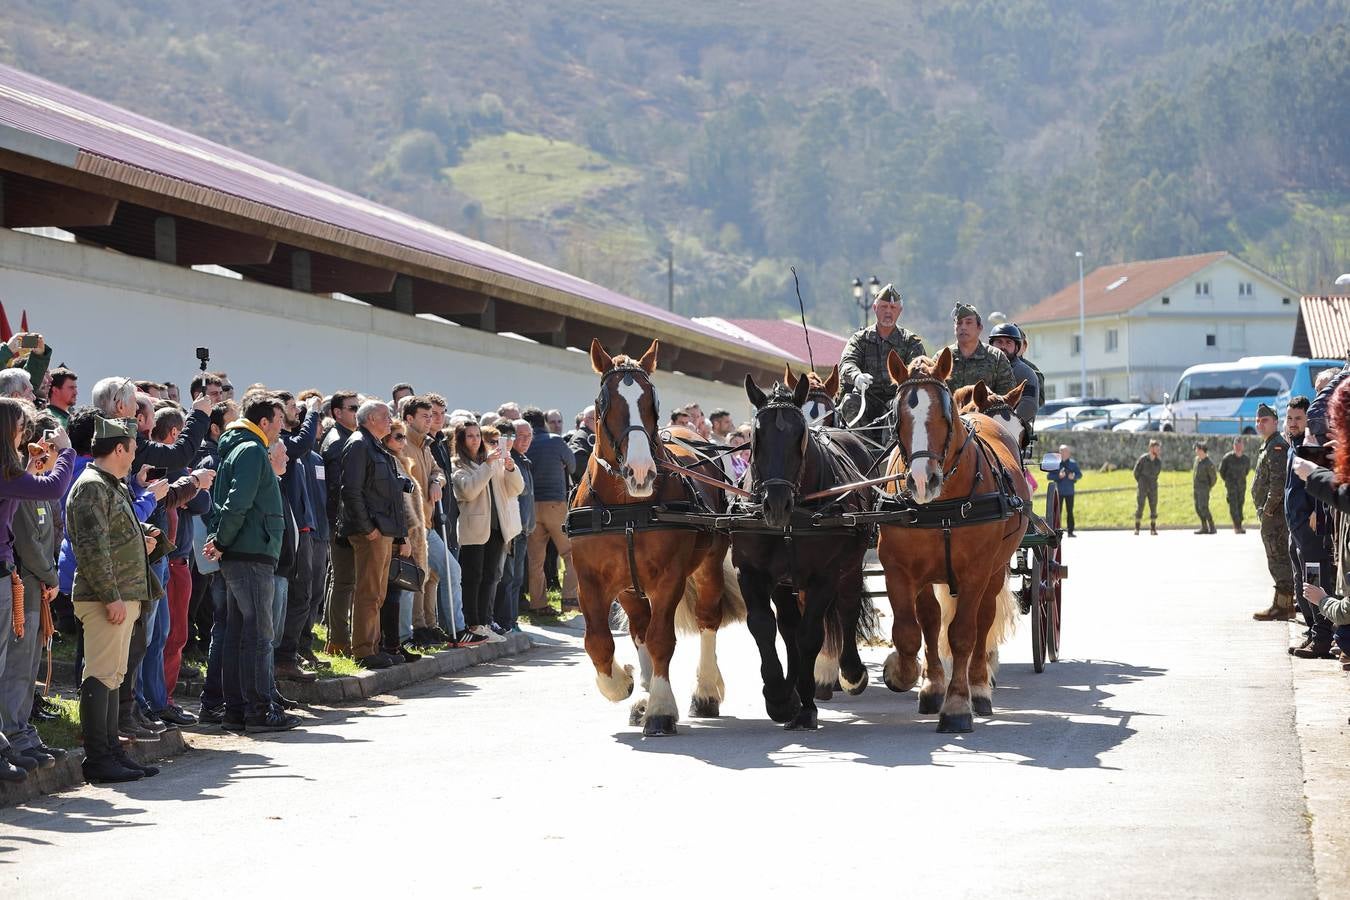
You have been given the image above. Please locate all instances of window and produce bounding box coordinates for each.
[1045,384,1057,401]
[1195,281,1210,296]
[1238,281,1254,297]
[1105,329,1119,352]
[1161,295,1171,305]
[1070,334,1081,356]
[1282,297,1292,305]
[1205,333,1217,347]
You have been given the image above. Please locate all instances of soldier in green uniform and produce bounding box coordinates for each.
[1218,437,1252,533]
[946,303,1016,395]
[1133,439,1163,535]
[1192,441,1217,534]
[838,284,926,424]
[1250,402,1295,620]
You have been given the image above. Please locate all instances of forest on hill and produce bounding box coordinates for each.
[3,0,1348,340]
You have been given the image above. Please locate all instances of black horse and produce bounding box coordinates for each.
[733,375,876,730]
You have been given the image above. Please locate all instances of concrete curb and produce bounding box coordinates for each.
[0,728,190,808]
[278,632,534,703]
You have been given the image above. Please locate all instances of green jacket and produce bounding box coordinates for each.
[0,343,53,392]
[208,422,284,562]
[1317,593,1350,626]
[1192,457,1216,492]
[67,464,166,605]
[946,341,1015,394]
[1218,451,1251,492]
[1133,453,1163,485]
[839,323,927,408]
[1251,433,1289,517]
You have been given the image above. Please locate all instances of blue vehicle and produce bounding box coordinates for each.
[1160,355,1342,434]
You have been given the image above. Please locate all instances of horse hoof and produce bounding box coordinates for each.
[628,699,648,726]
[689,696,720,718]
[765,691,801,724]
[642,715,678,737]
[785,708,818,731]
[814,684,834,702]
[937,712,974,734]
[972,696,994,717]
[882,652,918,693]
[841,667,868,696]
[917,692,945,715]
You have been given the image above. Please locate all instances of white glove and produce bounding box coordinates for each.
[853,373,874,392]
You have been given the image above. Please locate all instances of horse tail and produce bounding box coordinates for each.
[675,553,745,636]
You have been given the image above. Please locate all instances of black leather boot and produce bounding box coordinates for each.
[106,687,158,777]
[80,679,142,784]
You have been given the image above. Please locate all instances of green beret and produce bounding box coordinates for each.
[952,302,979,321]
[1256,403,1277,419]
[93,416,135,441]
[874,284,902,305]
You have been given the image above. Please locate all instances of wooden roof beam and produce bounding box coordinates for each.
[0,171,117,228]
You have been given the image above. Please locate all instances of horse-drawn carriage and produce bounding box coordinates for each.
[566,338,1068,737]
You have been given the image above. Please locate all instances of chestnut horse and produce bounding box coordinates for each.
[876,348,1031,733]
[570,339,744,736]
[954,380,1028,451]
[784,364,841,427]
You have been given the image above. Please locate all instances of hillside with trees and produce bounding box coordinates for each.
[2,1,1347,340]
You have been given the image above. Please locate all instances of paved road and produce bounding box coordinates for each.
[0,532,1323,898]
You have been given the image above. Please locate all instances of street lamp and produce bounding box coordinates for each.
[1076,251,1087,399]
[852,275,881,329]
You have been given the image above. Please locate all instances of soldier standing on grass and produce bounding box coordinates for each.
[1132,439,1162,535]
[1218,437,1252,533]
[1250,402,1295,621]
[1192,442,1217,534]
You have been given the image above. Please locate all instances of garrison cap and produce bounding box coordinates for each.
[93,416,135,441]
[1256,403,1278,420]
[952,302,980,321]
[874,283,902,305]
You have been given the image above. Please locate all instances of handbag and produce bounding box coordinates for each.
[388,554,425,592]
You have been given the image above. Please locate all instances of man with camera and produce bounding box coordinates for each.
[1251,402,1295,621]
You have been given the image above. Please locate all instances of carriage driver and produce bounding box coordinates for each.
[946,303,1016,395]
[838,283,927,422]
[986,322,1042,424]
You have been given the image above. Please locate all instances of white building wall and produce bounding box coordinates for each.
[1,229,751,418]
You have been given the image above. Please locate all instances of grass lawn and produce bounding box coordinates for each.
[30,692,81,752]
[1032,469,1257,530]
[445,132,641,220]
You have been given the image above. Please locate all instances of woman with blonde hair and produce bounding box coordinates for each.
[451,421,523,644]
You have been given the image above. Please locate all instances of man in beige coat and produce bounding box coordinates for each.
[399,396,446,643]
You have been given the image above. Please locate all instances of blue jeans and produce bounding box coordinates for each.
[429,528,464,634]
[221,560,277,721]
[137,558,171,711]
[399,590,414,643]
[200,574,228,710]
[271,575,288,651]
[495,534,527,627]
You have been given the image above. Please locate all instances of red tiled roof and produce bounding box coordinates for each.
[1294,295,1350,359]
[1016,252,1229,324]
[694,317,849,370]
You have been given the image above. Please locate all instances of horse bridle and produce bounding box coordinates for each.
[595,364,660,475]
[893,376,973,479]
[750,395,810,502]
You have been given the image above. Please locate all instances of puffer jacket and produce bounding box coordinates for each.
[338,427,409,539]
[452,456,524,546]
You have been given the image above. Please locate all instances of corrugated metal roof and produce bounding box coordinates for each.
[1017,252,1228,324]
[1295,295,1350,360]
[0,64,775,363]
[692,317,851,371]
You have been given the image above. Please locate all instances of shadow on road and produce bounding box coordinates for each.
[614,658,1165,771]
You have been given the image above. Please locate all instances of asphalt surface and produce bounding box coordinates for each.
[0,531,1331,898]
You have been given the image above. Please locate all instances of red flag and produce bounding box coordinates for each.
[20,311,27,332]
[0,302,11,343]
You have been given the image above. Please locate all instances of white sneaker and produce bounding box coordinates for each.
[472,624,505,644]
[483,629,507,644]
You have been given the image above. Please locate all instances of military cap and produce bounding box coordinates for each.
[1256,403,1278,419]
[93,416,135,441]
[952,302,980,321]
[874,283,902,305]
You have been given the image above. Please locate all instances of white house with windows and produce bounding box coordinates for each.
[1015,252,1299,403]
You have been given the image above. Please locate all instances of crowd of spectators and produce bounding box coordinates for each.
[0,329,754,786]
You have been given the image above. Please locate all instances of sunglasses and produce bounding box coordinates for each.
[345,405,359,412]
[389,434,407,443]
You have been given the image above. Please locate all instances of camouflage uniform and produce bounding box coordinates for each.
[1251,431,1294,600]
[1132,452,1162,533]
[1192,453,1217,533]
[838,323,927,414]
[945,341,1016,395]
[1218,450,1252,532]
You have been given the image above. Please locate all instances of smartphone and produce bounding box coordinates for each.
[144,467,167,481]
[1305,562,1321,587]
[1295,444,1331,464]
[20,334,40,349]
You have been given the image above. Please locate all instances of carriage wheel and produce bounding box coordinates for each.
[1034,482,1064,671]
[1029,552,1046,674]
[1048,530,1063,664]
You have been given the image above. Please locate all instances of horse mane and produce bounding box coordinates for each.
[609,354,638,369]
[907,355,939,377]
[805,372,828,392]
[765,382,796,404]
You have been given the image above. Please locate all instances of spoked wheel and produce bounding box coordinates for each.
[1047,528,1064,664]
[1029,548,1046,673]
[1032,483,1064,672]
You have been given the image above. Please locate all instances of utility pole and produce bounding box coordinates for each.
[1076,250,1087,398]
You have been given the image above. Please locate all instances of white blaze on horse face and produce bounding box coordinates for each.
[909,389,939,503]
[617,378,656,495]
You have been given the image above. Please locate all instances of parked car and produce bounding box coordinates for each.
[1036,397,1123,417]
[1072,403,1150,431]
[1113,404,1169,432]
[1034,406,1112,432]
